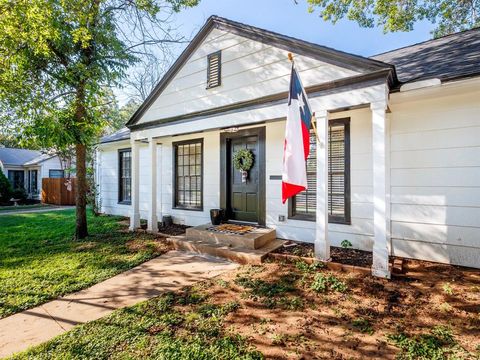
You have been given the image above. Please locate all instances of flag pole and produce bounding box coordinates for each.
[310,113,321,143]
[287,52,321,143]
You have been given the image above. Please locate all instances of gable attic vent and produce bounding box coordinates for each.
[206,51,221,89]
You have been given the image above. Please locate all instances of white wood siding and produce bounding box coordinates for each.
[389,89,480,267]
[98,144,153,218]
[138,28,360,123]
[39,156,63,179]
[268,108,375,250]
[100,107,375,251]
[98,84,480,268]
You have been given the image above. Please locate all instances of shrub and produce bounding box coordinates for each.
[11,187,27,200]
[341,239,353,249]
[0,170,12,201]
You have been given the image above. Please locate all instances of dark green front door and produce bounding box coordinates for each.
[228,135,260,223]
[220,127,265,225]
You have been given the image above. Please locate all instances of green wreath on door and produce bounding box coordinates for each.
[232,149,254,183]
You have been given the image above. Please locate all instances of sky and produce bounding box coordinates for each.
[117,0,436,103]
[174,0,435,57]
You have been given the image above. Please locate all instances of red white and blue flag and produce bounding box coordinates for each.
[282,63,312,204]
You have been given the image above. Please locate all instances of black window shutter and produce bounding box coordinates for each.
[207,51,221,89]
[289,118,351,224]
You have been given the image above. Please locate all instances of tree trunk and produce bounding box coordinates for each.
[75,142,88,239]
[74,81,88,239]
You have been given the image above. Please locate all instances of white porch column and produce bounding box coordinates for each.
[148,138,158,233]
[371,100,391,278]
[315,109,330,261]
[157,144,163,225]
[129,139,141,231]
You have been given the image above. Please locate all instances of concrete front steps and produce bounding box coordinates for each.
[167,223,284,264]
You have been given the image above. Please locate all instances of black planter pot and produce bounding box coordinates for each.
[210,209,224,225]
[162,215,173,227]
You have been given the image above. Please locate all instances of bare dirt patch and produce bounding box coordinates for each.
[198,261,480,359]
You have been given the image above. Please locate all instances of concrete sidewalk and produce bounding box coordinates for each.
[0,251,238,358]
[0,206,74,216]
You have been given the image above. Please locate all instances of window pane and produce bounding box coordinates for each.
[49,170,64,179]
[174,140,202,209]
[119,150,132,202]
[292,120,349,223]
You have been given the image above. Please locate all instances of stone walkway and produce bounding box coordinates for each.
[0,251,238,358]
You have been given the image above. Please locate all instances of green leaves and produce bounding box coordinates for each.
[0,0,199,149]
[305,0,480,37]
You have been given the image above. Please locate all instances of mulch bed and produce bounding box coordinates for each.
[274,240,373,267]
[157,223,190,236]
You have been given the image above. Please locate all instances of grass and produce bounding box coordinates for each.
[310,273,348,293]
[386,326,469,360]
[11,288,263,360]
[7,261,480,359]
[0,209,168,318]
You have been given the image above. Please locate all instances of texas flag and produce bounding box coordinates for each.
[282,63,312,204]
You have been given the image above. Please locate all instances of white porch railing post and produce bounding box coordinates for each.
[371,100,391,279]
[157,144,163,229]
[148,138,158,233]
[315,109,330,261]
[129,139,141,231]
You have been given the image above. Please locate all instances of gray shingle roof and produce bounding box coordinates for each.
[371,27,480,83]
[0,148,42,166]
[24,153,55,166]
[99,127,131,144]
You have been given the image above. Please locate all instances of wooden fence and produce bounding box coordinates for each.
[42,178,76,205]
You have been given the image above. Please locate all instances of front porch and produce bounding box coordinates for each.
[124,78,392,278]
[167,223,284,265]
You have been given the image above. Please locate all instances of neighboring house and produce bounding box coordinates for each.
[96,16,480,272]
[0,147,67,199]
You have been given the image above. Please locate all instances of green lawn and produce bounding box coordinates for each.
[11,285,263,360]
[0,209,168,318]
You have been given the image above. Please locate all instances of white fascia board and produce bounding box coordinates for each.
[400,78,441,92]
[391,76,480,104]
[97,139,132,151]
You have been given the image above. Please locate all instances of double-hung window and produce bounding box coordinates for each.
[118,149,132,204]
[290,118,351,224]
[8,170,24,190]
[49,169,64,178]
[173,139,203,210]
[28,170,38,194]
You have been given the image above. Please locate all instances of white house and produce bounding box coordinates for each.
[0,147,67,199]
[96,16,480,275]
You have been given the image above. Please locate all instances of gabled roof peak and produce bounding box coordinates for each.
[126,15,395,128]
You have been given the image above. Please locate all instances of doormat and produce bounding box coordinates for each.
[207,224,254,235]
